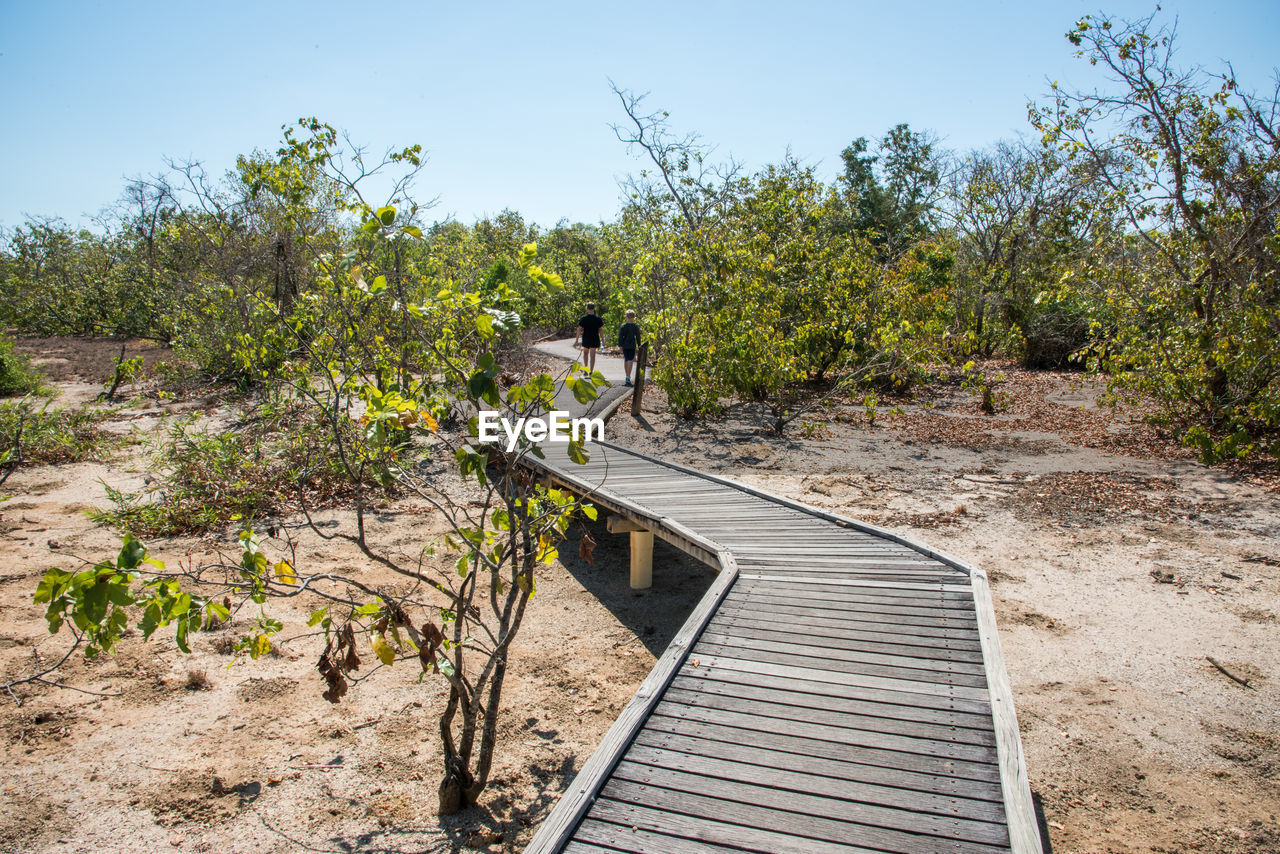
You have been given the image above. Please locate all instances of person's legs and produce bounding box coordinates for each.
[622,347,635,384]
[584,347,597,371]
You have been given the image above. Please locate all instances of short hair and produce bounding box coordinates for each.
[625,309,636,318]
[585,302,596,311]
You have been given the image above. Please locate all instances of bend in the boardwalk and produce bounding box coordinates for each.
[520,435,1041,854]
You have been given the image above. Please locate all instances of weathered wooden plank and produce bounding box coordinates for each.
[690,640,990,690]
[694,528,895,539]
[641,716,1005,797]
[738,574,965,591]
[673,521,871,533]
[733,567,964,582]
[695,631,988,680]
[574,819,757,854]
[712,610,984,652]
[737,573,972,594]
[717,592,979,624]
[586,800,881,854]
[730,559,949,571]
[729,585,974,612]
[661,686,997,747]
[736,575,970,588]
[723,539,937,552]
[631,729,1007,814]
[717,598,980,636]
[561,841,622,854]
[597,780,1010,854]
[668,672,994,732]
[615,482,739,495]
[722,589,980,622]
[611,756,1011,846]
[727,553,945,566]
[732,556,950,571]
[653,701,999,767]
[694,654,992,705]
[733,580,974,606]
[713,600,973,630]
[971,569,1043,854]
[707,620,984,662]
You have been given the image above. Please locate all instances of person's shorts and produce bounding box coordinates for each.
[621,347,636,362]
[581,337,601,350]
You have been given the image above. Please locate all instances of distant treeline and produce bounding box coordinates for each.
[1,12,1276,462]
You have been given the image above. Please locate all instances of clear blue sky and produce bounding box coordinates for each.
[2,1,1276,232]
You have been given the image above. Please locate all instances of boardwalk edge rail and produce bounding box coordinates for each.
[522,441,1043,854]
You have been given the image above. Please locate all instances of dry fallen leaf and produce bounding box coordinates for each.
[579,531,597,565]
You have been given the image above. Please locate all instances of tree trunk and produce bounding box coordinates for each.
[438,755,476,814]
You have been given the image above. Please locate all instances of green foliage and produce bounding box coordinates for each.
[29,121,608,817]
[946,141,1112,367]
[35,535,165,658]
[0,334,43,397]
[0,220,164,338]
[94,400,354,535]
[1035,11,1280,462]
[834,124,944,259]
[34,532,279,662]
[0,399,110,466]
[614,146,952,429]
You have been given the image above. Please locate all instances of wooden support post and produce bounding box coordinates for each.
[629,530,653,589]
[607,516,653,589]
[630,342,648,416]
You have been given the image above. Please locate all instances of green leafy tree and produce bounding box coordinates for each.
[0,219,135,337]
[19,122,606,816]
[945,141,1115,364]
[1034,12,1280,461]
[834,123,946,259]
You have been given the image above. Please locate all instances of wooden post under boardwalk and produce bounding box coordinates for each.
[630,341,648,416]
[606,515,654,589]
[629,530,653,589]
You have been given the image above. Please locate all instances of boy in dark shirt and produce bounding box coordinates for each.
[574,302,604,372]
[618,309,641,386]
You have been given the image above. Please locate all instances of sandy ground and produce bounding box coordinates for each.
[2,338,1278,853]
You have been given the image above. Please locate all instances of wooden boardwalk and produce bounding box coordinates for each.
[524,441,1041,854]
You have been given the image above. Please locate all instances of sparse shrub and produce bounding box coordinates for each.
[0,399,110,466]
[94,400,361,535]
[183,668,212,691]
[0,335,43,397]
[210,636,237,655]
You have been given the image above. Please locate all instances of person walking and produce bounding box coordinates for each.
[617,309,642,387]
[573,302,604,372]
